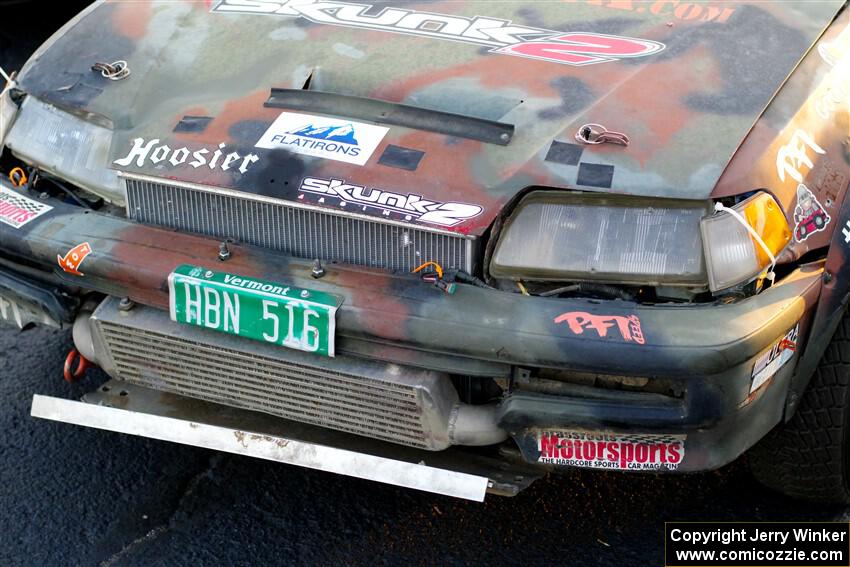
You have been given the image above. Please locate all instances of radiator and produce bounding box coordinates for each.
[123,175,474,273]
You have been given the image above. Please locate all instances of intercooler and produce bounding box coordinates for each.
[87,298,460,450]
[123,174,474,273]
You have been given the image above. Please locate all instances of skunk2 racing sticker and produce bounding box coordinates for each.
[0,185,52,229]
[256,112,388,166]
[299,176,483,227]
[212,0,665,67]
[793,184,830,242]
[535,430,685,471]
[750,324,799,394]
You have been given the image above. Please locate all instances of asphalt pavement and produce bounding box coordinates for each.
[3,324,848,567]
[2,4,849,566]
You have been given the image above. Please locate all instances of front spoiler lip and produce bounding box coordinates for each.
[0,180,822,376]
[31,392,492,501]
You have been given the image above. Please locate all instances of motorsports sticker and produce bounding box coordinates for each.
[0,185,52,228]
[212,0,665,66]
[256,112,388,166]
[536,430,684,471]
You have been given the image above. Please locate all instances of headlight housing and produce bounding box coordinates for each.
[4,96,121,203]
[490,191,710,286]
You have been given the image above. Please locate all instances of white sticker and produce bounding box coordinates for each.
[750,324,799,393]
[776,129,825,184]
[255,111,388,166]
[536,430,685,471]
[0,185,52,228]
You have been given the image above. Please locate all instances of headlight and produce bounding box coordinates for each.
[490,191,710,286]
[701,192,791,292]
[4,97,121,203]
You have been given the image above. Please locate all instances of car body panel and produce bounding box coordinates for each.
[6,0,850,487]
[16,0,845,238]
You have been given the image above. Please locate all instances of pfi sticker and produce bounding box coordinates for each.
[554,311,645,344]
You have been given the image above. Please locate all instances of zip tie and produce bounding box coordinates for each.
[516,281,530,296]
[714,201,776,283]
[0,66,16,90]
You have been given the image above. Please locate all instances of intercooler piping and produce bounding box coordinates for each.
[448,403,508,446]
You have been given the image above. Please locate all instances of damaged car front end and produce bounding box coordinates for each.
[4,0,850,502]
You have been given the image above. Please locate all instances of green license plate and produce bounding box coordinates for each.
[168,265,342,357]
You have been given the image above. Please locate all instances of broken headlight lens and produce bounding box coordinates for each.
[490,191,710,286]
[4,96,121,202]
[700,192,792,292]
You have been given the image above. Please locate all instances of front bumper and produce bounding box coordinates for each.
[2,183,823,474]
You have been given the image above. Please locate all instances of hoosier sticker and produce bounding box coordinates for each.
[536,430,684,471]
[0,185,52,228]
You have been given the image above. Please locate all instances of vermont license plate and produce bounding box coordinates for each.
[168,265,342,357]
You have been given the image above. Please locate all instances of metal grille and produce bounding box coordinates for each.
[95,320,433,448]
[125,177,472,272]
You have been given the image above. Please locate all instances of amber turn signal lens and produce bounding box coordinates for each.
[741,192,792,266]
[701,192,792,292]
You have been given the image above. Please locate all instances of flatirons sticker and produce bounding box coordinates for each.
[255,112,388,166]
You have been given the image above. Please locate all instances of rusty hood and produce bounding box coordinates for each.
[16,0,846,235]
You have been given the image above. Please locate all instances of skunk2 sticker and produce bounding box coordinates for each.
[212,0,665,66]
[300,177,483,227]
[536,430,684,471]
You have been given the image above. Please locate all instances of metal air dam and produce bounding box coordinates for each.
[30,393,490,501]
